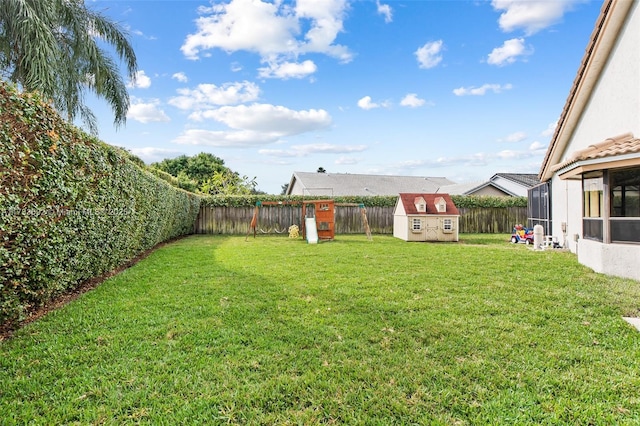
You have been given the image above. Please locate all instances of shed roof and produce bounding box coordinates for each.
[397,193,460,216]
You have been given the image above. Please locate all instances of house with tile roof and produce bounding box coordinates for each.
[286,172,455,196]
[535,0,640,281]
[393,193,460,242]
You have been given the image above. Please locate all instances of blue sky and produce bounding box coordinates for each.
[87,0,603,194]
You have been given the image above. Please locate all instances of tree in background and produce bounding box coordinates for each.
[0,0,138,134]
[317,167,326,173]
[201,171,257,196]
[152,153,258,195]
[280,183,289,195]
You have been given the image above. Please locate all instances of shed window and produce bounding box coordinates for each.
[443,218,453,233]
[412,218,422,231]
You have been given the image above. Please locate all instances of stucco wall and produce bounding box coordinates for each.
[566,2,640,152]
[551,1,640,256]
[578,239,640,281]
[550,177,583,252]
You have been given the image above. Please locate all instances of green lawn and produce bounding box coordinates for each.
[2,234,640,424]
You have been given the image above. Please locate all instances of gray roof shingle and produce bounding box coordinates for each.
[288,172,456,196]
[491,173,541,188]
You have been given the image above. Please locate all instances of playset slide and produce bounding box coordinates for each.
[305,217,318,244]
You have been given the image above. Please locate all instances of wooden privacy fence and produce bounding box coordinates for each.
[194,205,527,235]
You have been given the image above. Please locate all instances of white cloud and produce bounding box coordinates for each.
[260,143,367,158]
[182,0,296,59]
[400,93,425,108]
[529,141,547,151]
[335,156,358,165]
[258,60,317,79]
[487,38,532,66]
[541,121,557,137]
[123,23,157,40]
[497,149,534,160]
[501,131,527,143]
[127,99,170,123]
[173,129,280,147]
[196,104,331,134]
[358,96,376,110]
[172,72,188,83]
[415,40,444,69]
[180,0,351,79]
[127,70,151,89]
[453,83,513,96]
[377,0,392,23]
[173,104,332,148]
[357,96,390,110]
[129,147,184,164]
[168,81,260,110]
[385,147,546,174]
[492,0,580,36]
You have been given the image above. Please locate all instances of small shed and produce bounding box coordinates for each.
[393,193,460,242]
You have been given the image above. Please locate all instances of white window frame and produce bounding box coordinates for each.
[442,218,453,233]
[412,218,422,231]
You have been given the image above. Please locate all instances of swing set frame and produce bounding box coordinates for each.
[245,200,372,241]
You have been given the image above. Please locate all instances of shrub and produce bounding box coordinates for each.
[200,194,527,208]
[0,82,201,325]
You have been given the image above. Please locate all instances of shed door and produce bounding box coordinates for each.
[426,217,438,240]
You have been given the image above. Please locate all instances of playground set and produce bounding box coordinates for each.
[246,200,372,243]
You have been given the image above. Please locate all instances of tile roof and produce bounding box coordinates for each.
[397,193,460,216]
[551,132,640,172]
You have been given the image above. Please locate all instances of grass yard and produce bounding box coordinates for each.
[2,234,640,424]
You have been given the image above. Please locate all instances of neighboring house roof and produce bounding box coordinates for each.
[437,182,488,195]
[438,176,538,197]
[551,132,640,178]
[286,172,456,196]
[539,0,634,181]
[395,193,460,216]
[491,173,540,188]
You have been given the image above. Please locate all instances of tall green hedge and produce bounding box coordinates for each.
[201,194,528,208]
[0,82,201,325]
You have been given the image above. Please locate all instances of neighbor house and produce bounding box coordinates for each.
[534,0,640,281]
[286,172,455,196]
[439,173,540,197]
[393,193,460,242]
